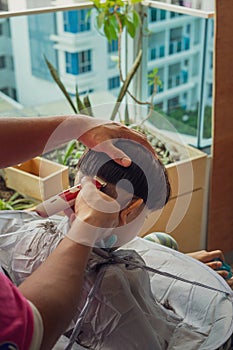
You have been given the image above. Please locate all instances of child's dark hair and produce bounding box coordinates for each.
[77,140,170,211]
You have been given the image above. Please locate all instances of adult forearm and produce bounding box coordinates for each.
[0,115,95,168]
[18,237,91,350]
[0,114,155,169]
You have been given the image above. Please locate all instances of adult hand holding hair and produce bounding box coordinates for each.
[79,121,156,166]
[0,115,156,168]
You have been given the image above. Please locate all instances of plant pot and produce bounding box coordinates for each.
[3,157,69,201]
[139,128,208,253]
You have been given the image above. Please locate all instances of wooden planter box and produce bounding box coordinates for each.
[139,129,208,253]
[3,157,69,201]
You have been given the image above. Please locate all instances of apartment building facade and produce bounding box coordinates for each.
[147,8,213,114]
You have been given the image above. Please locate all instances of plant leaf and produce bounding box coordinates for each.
[83,95,94,117]
[8,191,20,204]
[75,84,85,113]
[104,19,118,41]
[92,0,101,9]
[124,104,130,125]
[133,10,141,27]
[131,0,141,4]
[74,150,84,159]
[0,199,13,210]
[97,11,105,28]
[125,18,136,38]
[63,140,77,165]
[44,56,77,114]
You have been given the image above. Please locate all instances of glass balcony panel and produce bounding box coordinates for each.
[145,7,214,148]
[0,4,214,150]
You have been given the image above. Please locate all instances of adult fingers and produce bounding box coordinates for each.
[207,249,225,261]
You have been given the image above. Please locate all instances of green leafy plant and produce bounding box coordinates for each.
[93,0,141,41]
[0,191,37,211]
[56,140,85,166]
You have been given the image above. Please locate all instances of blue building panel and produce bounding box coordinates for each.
[65,50,92,75]
[63,10,90,33]
[108,76,120,90]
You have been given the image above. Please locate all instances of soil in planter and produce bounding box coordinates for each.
[0,175,16,201]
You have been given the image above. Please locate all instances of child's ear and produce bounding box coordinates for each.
[120,198,144,225]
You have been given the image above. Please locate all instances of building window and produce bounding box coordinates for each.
[149,45,165,61]
[150,48,156,61]
[108,39,118,53]
[186,24,191,34]
[168,96,179,112]
[181,70,188,83]
[155,102,163,110]
[183,36,190,50]
[78,50,91,74]
[79,88,94,96]
[0,87,17,100]
[150,8,157,22]
[63,9,90,33]
[210,53,213,69]
[0,23,3,35]
[66,52,78,75]
[160,10,166,20]
[159,45,165,57]
[108,76,120,90]
[170,11,179,18]
[150,8,166,22]
[1,87,8,95]
[0,56,6,69]
[65,50,92,75]
[208,83,213,98]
